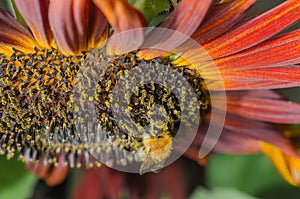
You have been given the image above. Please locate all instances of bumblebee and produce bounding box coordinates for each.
[139,125,173,175]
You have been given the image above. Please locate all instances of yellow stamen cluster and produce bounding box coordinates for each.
[0,48,209,169]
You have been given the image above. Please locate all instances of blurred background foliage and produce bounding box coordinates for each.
[0,0,299,198]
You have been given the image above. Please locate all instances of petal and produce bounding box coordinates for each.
[212,112,298,156]
[72,167,124,199]
[0,8,37,53]
[160,163,187,199]
[0,45,13,56]
[219,90,300,123]
[214,29,300,71]
[192,123,261,154]
[213,128,261,154]
[92,0,146,33]
[15,0,53,48]
[128,173,160,198]
[92,0,146,55]
[218,78,300,90]
[204,0,300,58]
[72,168,104,199]
[192,0,257,44]
[261,142,300,186]
[26,155,69,186]
[218,66,300,90]
[49,0,108,55]
[137,0,213,59]
[44,157,69,186]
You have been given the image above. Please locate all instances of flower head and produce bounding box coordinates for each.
[0,0,300,197]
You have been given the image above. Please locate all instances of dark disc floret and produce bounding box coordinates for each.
[0,47,210,168]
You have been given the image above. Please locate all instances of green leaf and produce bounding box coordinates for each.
[0,155,37,199]
[206,153,300,199]
[0,0,16,17]
[0,0,26,26]
[129,0,169,23]
[190,187,258,199]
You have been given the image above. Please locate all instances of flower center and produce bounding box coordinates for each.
[0,48,210,168]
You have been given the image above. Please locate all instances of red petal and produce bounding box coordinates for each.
[214,29,300,71]
[218,65,300,90]
[137,0,213,59]
[0,8,37,53]
[204,0,300,58]
[160,162,187,199]
[26,156,69,186]
[211,112,298,157]
[45,156,69,186]
[158,0,213,36]
[15,0,53,48]
[92,0,146,55]
[213,128,261,154]
[92,0,146,33]
[49,0,107,55]
[72,167,124,199]
[217,90,300,123]
[191,123,261,154]
[193,0,257,44]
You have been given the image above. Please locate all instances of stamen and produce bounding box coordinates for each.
[0,47,210,170]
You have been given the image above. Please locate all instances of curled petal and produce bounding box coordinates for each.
[92,0,146,33]
[92,0,146,55]
[0,8,37,53]
[261,142,300,186]
[193,0,257,44]
[137,0,213,59]
[204,0,300,58]
[49,0,107,55]
[15,0,53,48]
[26,156,69,186]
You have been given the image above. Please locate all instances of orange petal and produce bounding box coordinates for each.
[0,45,13,56]
[49,0,107,55]
[0,8,37,53]
[192,0,257,44]
[204,0,300,58]
[214,29,300,71]
[218,66,300,90]
[92,0,146,55]
[137,0,213,59]
[44,156,69,186]
[220,79,300,91]
[15,0,53,48]
[92,0,146,33]
[220,90,300,123]
[261,142,300,186]
[26,156,69,186]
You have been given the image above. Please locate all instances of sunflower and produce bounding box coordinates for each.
[1,0,300,196]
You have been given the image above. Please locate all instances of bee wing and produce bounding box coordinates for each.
[139,155,166,175]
